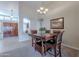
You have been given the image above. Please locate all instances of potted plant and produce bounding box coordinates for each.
[39,27,46,35]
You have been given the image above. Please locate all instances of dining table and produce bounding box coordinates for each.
[28,33,57,55]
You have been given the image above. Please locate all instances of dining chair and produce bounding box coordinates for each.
[34,38,46,56]
[30,30,37,46]
[46,30,64,57]
[34,30,64,57]
[31,29,64,57]
[33,33,56,56]
[31,30,37,34]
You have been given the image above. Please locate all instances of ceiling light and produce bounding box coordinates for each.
[37,10,40,12]
[37,7,48,14]
[40,7,44,10]
[45,9,48,11]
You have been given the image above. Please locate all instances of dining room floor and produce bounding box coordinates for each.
[0,38,79,57]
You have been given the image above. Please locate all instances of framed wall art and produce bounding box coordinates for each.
[50,17,64,29]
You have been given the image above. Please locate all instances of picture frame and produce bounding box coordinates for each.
[50,17,64,29]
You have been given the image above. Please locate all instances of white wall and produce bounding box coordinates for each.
[19,2,39,41]
[19,2,39,30]
[43,2,79,49]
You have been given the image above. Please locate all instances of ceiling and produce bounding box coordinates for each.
[20,1,77,19]
[22,1,77,13]
[22,1,53,9]
[0,1,78,19]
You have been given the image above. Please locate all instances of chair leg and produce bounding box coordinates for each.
[59,45,61,57]
[32,38,33,46]
[54,45,57,57]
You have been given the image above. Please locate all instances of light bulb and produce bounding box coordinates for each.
[45,8,48,11]
[37,10,40,12]
[40,7,44,10]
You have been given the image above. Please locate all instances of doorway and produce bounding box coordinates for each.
[23,18,30,33]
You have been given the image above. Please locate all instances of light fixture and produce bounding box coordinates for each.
[40,7,44,10]
[11,9,13,18]
[45,9,48,11]
[36,7,48,14]
[37,10,40,12]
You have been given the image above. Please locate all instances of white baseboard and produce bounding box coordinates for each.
[62,43,79,51]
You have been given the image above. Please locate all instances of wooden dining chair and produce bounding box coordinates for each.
[34,38,46,56]
[32,30,64,57]
[31,30,37,34]
[30,30,37,46]
[46,30,64,57]
[33,34,56,56]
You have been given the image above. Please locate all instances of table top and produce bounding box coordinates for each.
[29,33,57,41]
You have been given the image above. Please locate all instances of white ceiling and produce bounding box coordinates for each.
[21,1,78,19]
[0,1,78,19]
[22,1,77,14]
[23,1,53,9]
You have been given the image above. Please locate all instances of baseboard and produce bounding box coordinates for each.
[62,43,79,51]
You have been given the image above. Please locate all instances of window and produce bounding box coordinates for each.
[0,10,18,22]
[23,18,30,33]
[0,15,4,20]
[5,16,10,21]
[0,15,18,22]
[23,18,30,23]
[12,17,18,22]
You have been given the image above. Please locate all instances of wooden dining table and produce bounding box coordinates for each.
[29,33,57,41]
[28,33,57,55]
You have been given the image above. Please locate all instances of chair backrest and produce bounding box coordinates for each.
[53,30,61,35]
[31,30,37,34]
[45,30,50,33]
[56,31,64,44]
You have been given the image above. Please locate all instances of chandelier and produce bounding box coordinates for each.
[36,7,48,14]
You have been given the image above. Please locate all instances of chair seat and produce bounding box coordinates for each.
[36,39,55,46]
[35,40,56,54]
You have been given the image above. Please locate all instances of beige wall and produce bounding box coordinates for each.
[43,2,79,49]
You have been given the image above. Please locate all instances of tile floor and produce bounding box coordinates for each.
[0,34,79,57]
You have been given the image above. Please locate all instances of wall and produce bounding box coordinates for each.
[19,2,39,41]
[19,2,39,30]
[43,2,79,50]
